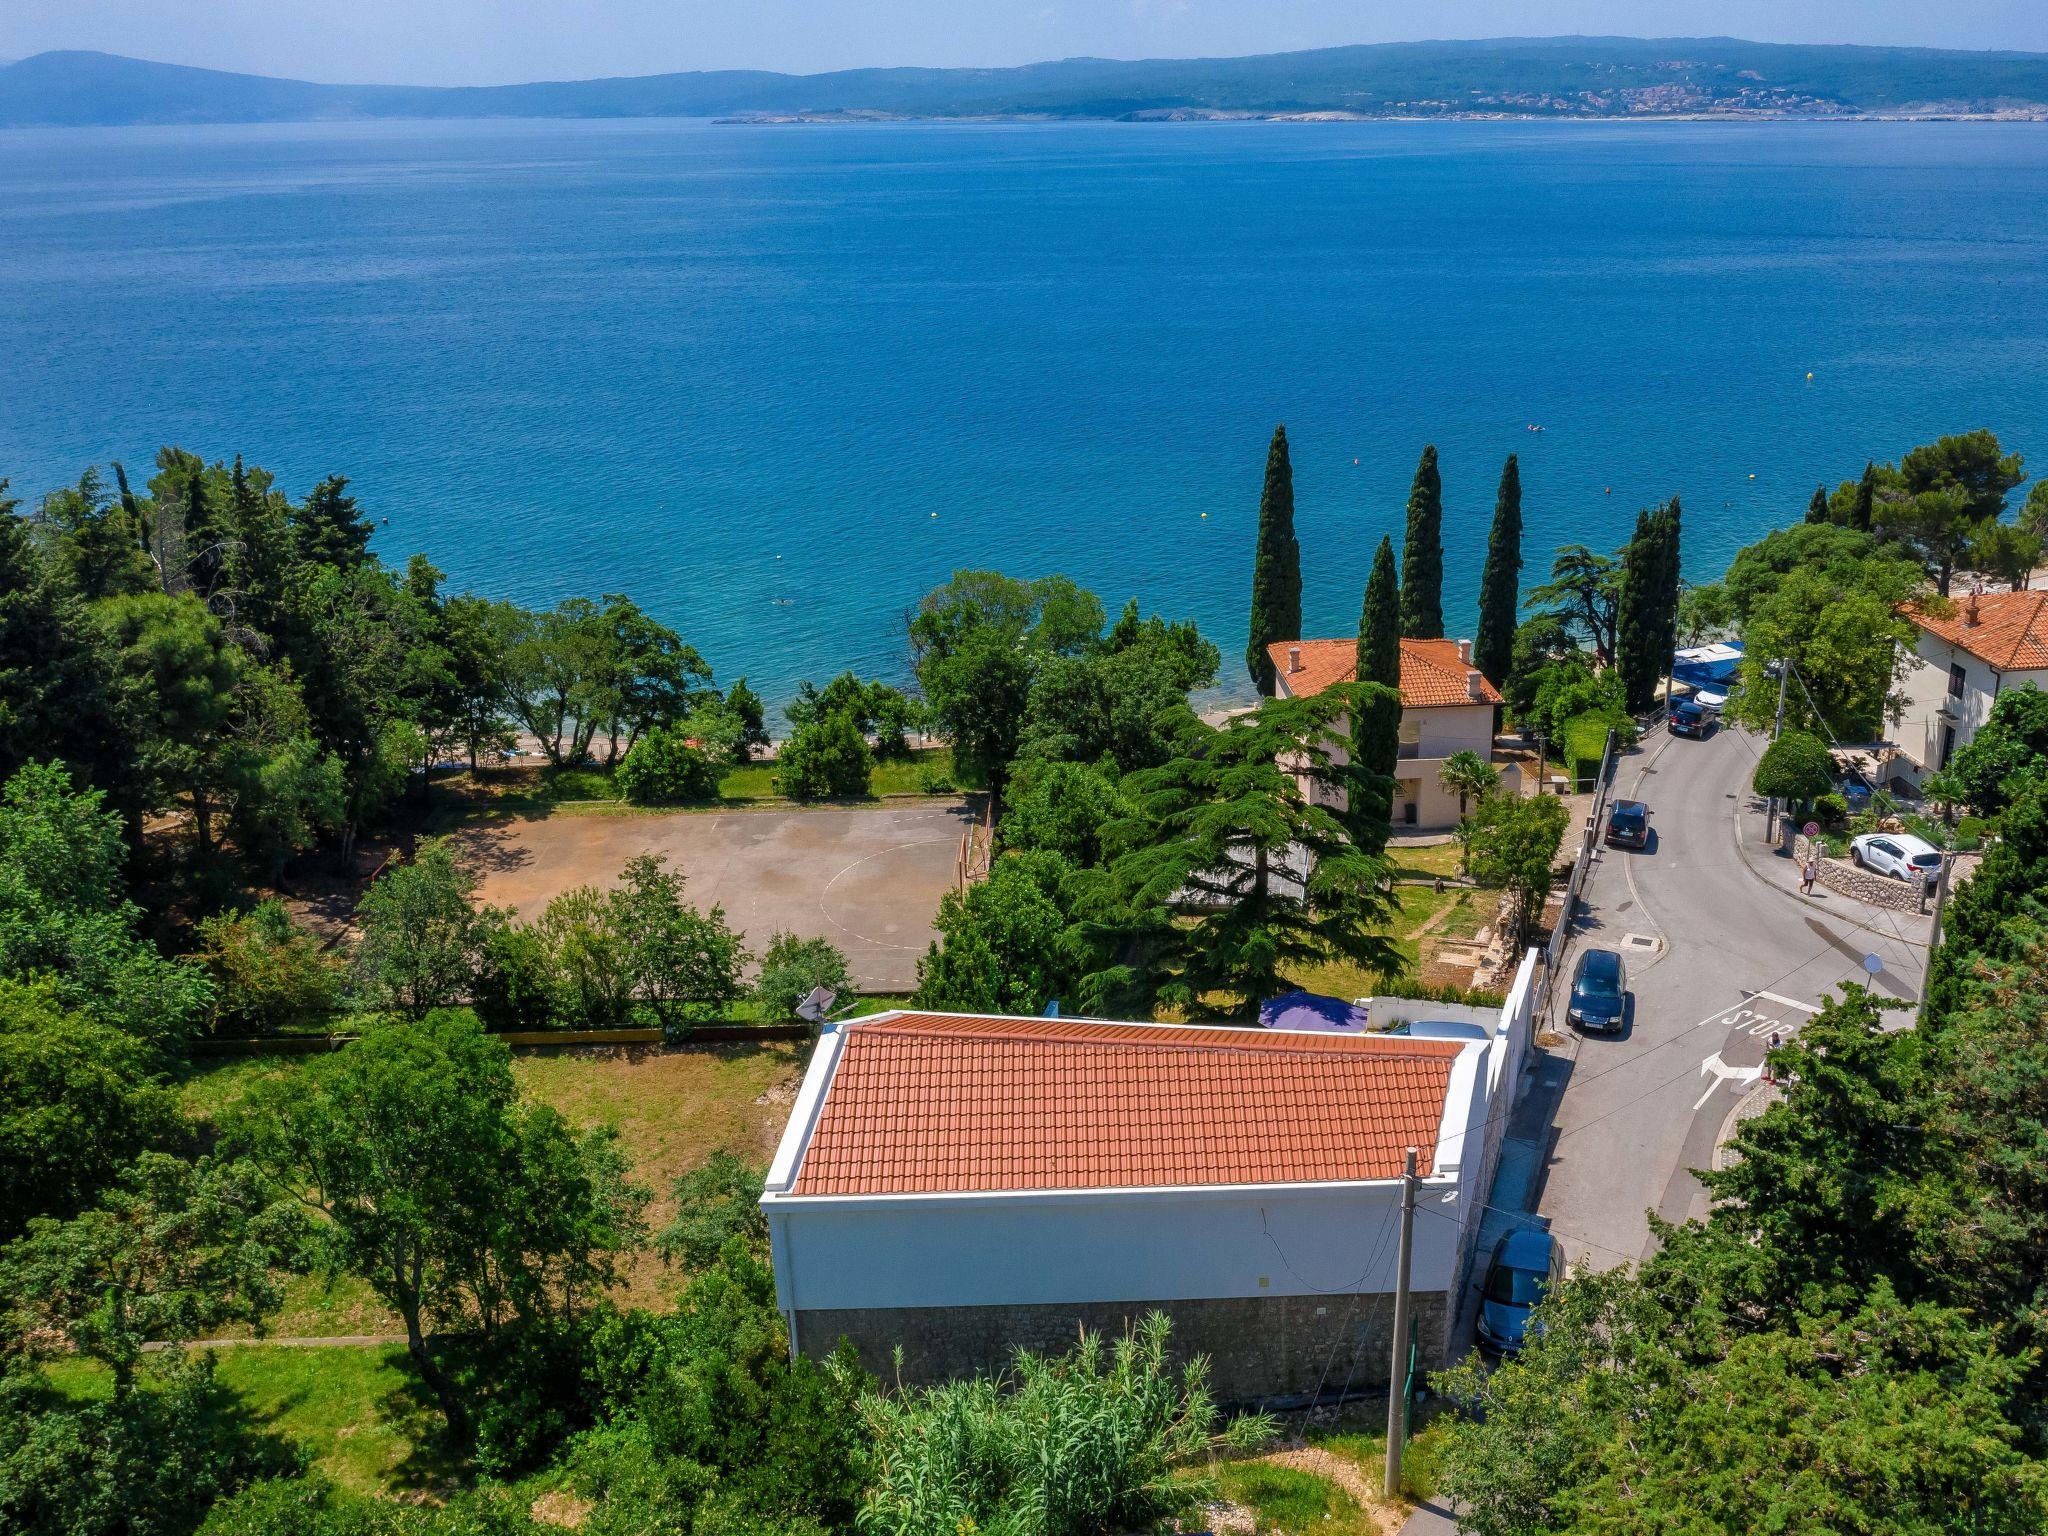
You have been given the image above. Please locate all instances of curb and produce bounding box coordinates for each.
[1725,805,1932,951]
[1713,1079,1785,1170]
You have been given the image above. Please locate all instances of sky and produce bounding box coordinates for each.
[6,1,2048,86]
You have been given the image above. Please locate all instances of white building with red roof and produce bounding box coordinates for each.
[1896,588,2048,775]
[1267,636,1514,830]
[760,957,1539,1400]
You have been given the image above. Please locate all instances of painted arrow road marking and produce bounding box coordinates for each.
[1695,1052,1764,1111]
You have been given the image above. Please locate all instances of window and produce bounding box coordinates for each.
[1948,663,1967,699]
[1938,722,1956,769]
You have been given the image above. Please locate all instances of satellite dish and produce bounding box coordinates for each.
[1862,953,1884,976]
[796,986,838,1024]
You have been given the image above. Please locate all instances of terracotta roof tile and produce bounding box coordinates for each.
[1903,591,2048,672]
[1266,638,1503,708]
[790,1013,1460,1197]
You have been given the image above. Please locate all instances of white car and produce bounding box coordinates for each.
[1849,832,1942,886]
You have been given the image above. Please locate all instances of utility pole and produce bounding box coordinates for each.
[1383,1147,1420,1500]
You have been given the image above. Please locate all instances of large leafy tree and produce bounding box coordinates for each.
[1927,683,2048,815]
[1398,444,1445,639]
[914,851,1083,1016]
[1875,430,2026,596]
[1726,566,1912,742]
[1457,792,1567,945]
[233,1011,646,1436]
[1472,454,1522,686]
[1244,425,1302,694]
[1095,691,1398,1017]
[350,839,502,1015]
[918,624,1032,798]
[0,761,210,1048]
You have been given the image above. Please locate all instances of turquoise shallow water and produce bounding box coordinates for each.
[2,117,2045,707]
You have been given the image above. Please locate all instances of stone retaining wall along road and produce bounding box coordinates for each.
[1792,835,1928,914]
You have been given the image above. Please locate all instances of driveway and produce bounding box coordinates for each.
[1529,723,1931,1271]
[458,800,977,992]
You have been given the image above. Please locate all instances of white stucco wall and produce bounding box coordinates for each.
[1896,629,2047,771]
[765,1176,1469,1313]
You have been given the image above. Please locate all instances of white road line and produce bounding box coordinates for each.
[1753,990,1820,1013]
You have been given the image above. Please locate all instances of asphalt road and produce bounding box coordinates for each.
[1531,719,1932,1271]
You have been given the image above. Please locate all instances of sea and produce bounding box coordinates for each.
[3,117,2046,710]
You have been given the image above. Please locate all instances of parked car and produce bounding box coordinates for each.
[1567,946,1629,1033]
[1669,699,1714,738]
[1850,832,1942,886]
[1479,1227,1564,1354]
[1604,798,1650,850]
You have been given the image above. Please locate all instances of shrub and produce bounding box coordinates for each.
[351,841,502,1017]
[659,1150,768,1271]
[1001,757,1127,867]
[914,764,956,795]
[857,1313,1272,1536]
[616,726,721,804]
[777,711,873,800]
[191,901,340,1035]
[471,921,551,1031]
[1753,730,1835,808]
[1812,792,1849,827]
[752,932,852,1023]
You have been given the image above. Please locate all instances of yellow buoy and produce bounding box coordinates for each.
[1806,372,1814,380]
[1200,512,1208,519]
[1749,473,1756,480]
[930,512,938,518]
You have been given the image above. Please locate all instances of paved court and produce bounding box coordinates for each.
[457,799,976,991]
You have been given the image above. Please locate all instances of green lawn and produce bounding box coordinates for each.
[1285,884,1457,1001]
[716,746,957,802]
[175,1040,809,1328]
[1213,1460,1375,1536]
[441,747,961,819]
[47,1345,458,1499]
[1388,841,1464,881]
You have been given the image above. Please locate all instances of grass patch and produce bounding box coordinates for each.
[1285,885,1456,1001]
[718,746,957,802]
[46,1345,456,1499]
[1213,1461,1374,1536]
[1387,841,1463,880]
[175,1040,808,1327]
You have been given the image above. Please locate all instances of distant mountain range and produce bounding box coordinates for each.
[6,37,2048,127]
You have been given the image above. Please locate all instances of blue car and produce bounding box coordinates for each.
[1670,699,1713,738]
[1568,947,1629,1034]
[1479,1228,1564,1354]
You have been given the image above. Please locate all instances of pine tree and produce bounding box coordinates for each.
[1473,455,1522,686]
[1805,485,1830,524]
[1350,537,1404,855]
[1852,462,1877,532]
[1244,425,1302,694]
[1616,506,1662,714]
[1398,445,1444,639]
[290,474,376,570]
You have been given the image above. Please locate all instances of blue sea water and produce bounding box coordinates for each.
[2,117,2046,709]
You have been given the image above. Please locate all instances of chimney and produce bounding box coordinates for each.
[1288,645,1303,674]
[1466,669,1484,701]
[1965,584,1982,628]
[1456,637,1472,665]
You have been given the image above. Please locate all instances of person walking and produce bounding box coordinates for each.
[1800,854,1819,895]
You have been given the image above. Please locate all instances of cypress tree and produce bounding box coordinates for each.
[1350,536,1404,855]
[1616,506,1662,714]
[1805,485,1830,525]
[1473,455,1522,687]
[1398,445,1444,639]
[1654,496,1683,698]
[1245,425,1302,694]
[1851,462,1877,532]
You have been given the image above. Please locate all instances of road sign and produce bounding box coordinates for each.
[1862,953,1884,976]
[1803,821,1820,838]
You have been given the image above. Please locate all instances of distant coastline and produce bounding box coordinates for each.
[9,36,2048,129]
[714,109,2048,126]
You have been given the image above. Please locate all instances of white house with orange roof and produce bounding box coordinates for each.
[1896,588,2048,775]
[760,956,1540,1400]
[1265,636,1514,830]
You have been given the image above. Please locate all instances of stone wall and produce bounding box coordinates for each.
[1792,834,1928,913]
[795,1289,1450,1405]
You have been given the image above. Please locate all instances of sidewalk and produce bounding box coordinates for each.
[1727,800,1934,950]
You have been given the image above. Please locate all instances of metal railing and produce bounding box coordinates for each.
[1538,727,1618,1016]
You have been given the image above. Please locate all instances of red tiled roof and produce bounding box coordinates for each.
[1267,638,1503,708]
[789,1012,1461,1197]
[1903,591,2048,672]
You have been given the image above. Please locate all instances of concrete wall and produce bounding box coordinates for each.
[794,1288,1451,1402]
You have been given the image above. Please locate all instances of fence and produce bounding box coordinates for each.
[189,1020,816,1057]
[1538,727,1619,1017]
[956,795,994,891]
